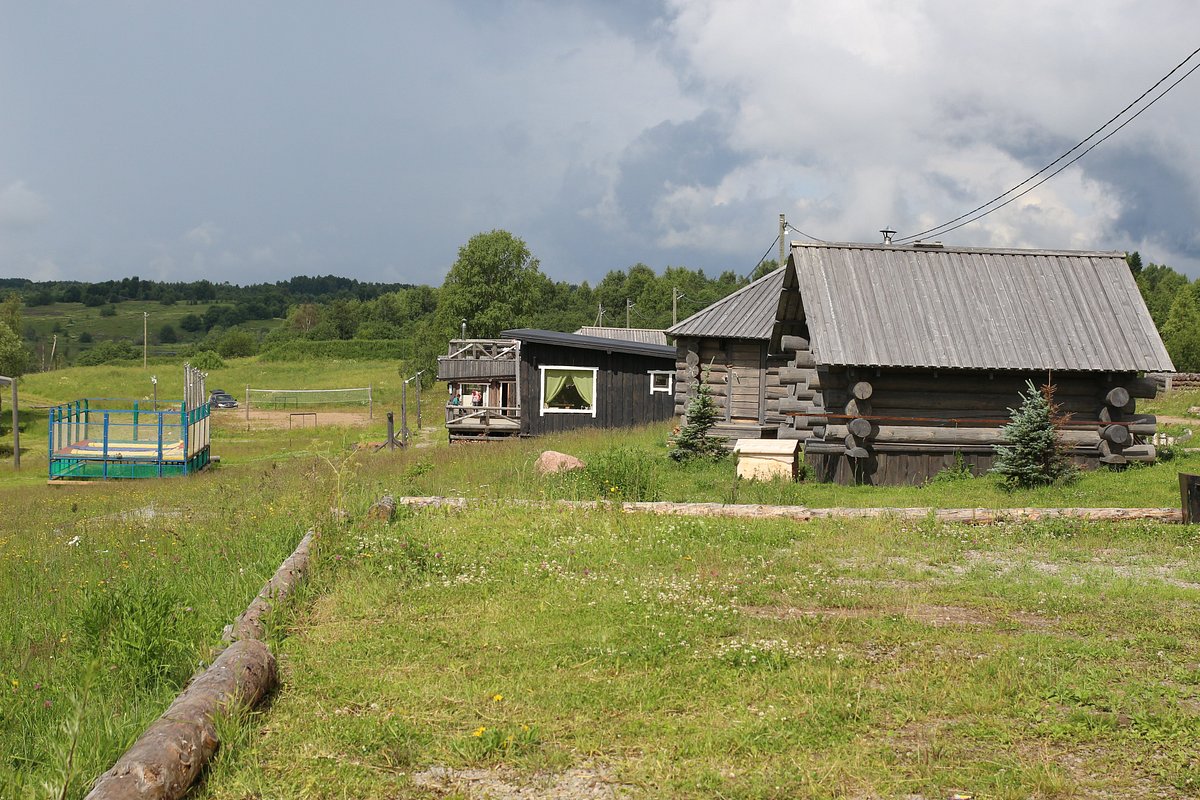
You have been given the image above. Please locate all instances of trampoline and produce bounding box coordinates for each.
[48,365,212,481]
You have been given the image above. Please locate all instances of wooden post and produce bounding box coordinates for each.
[368,384,373,420]
[401,380,409,446]
[1181,474,1200,525]
[386,412,396,451]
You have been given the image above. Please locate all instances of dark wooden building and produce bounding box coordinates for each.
[775,242,1174,484]
[502,328,677,437]
[437,329,677,440]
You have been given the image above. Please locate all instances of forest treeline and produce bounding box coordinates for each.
[3,232,1199,376]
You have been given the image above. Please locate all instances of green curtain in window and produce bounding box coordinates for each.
[544,370,570,406]
[573,370,594,406]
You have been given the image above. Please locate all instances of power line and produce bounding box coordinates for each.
[784,222,824,243]
[896,44,1200,244]
[747,234,780,278]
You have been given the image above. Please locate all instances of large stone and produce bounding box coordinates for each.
[535,450,585,475]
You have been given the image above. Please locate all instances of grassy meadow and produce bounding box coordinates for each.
[3,358,1200,798]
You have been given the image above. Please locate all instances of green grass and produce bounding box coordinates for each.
[0,454,338,798]
[198,506,1200,799]
[1143,388,1200,419]
[359,423,1200,509]
[6,362,1200,798]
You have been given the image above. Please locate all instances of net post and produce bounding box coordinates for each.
[369,384,373,420]
[245,384,250,424]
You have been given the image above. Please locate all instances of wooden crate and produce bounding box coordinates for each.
[734,439,799,481]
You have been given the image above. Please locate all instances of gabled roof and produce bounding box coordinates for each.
[501,328,675,360]
[791,242,1174,372]
[666,268,786,340]
[574,326,669,345]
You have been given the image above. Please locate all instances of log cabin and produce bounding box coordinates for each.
[672,241,1174,484]
[437,329,676,440]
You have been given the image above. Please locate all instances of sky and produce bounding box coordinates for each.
[2,1,1200,287]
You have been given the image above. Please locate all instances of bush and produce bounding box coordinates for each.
[216,329,257,358]
[990,381,1077,489]
[99,305,118,317]
[78,331,93,343]
[158,324,177,344]
[179,313,203,333]
[259,339,412,362]
[581,447,661,501]
[76,340,137,366]
[189,349,226,370]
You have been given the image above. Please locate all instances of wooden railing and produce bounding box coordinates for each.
[442,339,519,361]
[445,404,521,424]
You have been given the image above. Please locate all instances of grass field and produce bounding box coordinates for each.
[19,300,285,366]
[4,361,1200,798]
[197,507,1200,799]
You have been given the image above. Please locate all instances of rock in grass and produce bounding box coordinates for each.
[535,451,585,475]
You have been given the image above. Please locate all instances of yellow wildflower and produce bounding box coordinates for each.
[472,726,486,737]
[492,693,503,702]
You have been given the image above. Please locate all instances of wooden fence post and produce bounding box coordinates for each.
[1180,473,1200,524]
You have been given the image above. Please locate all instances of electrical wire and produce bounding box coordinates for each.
[784,222,824,243]
[896,44,1200,244]
[747,234,780,278]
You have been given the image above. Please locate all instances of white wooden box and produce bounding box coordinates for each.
[734,439,799,481]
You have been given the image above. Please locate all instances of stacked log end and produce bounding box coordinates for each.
[1095,377,1158,465]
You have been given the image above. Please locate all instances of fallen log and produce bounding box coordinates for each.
[366,494,397,523]
[223,529,316,643]
[85,640,277,800]
[392,497,1182,525]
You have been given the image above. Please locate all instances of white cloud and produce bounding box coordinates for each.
[184,222,220,248]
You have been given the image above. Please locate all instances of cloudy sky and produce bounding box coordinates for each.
[3,1,1199,286]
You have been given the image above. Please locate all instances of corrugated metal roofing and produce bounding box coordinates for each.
[502,328,676,360]
[792,242,1174,372]
[574,326,669,345]
[666,268,785,340]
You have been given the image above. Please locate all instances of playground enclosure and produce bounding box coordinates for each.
[48,365,212,480]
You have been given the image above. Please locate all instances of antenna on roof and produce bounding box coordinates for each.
[880,227,896,245]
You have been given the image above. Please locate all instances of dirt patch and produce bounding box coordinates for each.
[211,408,375,430]
[412,764,627,799]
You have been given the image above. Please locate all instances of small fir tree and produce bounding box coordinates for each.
[990,380,1077,489]
[669,371,727,462]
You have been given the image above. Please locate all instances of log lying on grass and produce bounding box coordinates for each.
[223,529,316,643]
[85,640,277,800]
[392,496,1182,525]
[366,494,397,522]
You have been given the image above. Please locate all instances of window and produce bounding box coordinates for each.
[540,366,598,416]
[649,370,673,395]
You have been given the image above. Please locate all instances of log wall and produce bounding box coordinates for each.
[775,341,1161,484]
[674,336,782,444]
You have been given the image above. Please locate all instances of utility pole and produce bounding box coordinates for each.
[626,298,632,329]
[779,213,787,269]
[596,302,605,327]
[143,312,148,368]
[672,288,678,326]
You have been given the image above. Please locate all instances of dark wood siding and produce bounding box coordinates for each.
[518,341,677,437]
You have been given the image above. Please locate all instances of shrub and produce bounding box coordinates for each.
[582,446,661,501]
[179,313,203,333]
[669,372,727,463]
[990,381,1077,489]
[259,339,412,362]
[158,324,177,344]
[76,340,136,366]
[189,349,226,370]
[78,331,93,343]
[99,305,117,317]
[216,329,257,358]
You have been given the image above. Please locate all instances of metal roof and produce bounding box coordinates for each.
[574,326,670,345]
[666,268,786,340]
[791,242,1174,372]
[501,328,676,360]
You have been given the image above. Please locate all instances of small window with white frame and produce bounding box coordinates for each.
[540,366,599,416]
[649,370,673,395]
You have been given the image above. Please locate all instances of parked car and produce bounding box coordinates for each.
[209,390,238,409]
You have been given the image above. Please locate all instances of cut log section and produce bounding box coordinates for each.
[1105,387,1131,408]
[780,335,810,352]
[851,381,874,400]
